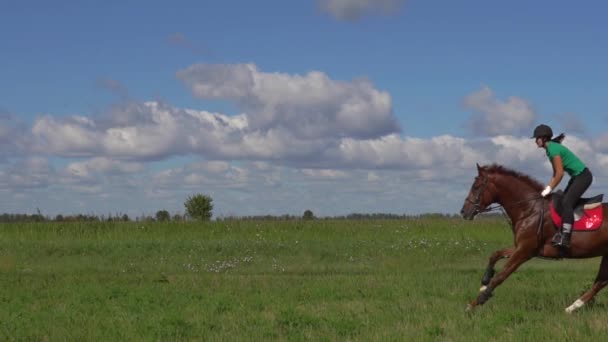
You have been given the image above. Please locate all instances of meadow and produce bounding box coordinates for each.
[1,217,607,341]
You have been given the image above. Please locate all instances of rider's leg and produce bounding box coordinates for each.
[553,168,593,248]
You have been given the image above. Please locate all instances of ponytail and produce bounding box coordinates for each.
[551,133,565,144]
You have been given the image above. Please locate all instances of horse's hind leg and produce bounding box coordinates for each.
[480,247,514,292]
[566,254,608,313]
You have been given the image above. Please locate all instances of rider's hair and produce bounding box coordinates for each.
[550,133,565,144]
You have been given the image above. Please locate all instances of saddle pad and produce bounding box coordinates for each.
[550,203,603,231]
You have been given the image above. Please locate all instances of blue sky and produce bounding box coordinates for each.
[1,0,607,217]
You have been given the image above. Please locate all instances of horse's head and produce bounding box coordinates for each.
[460,163,497,220]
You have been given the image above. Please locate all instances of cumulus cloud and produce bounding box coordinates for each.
[335,134,486,170]
[66,157,143,179]
[177,63,399,140]
[31,102,235,161]
[150,160,249,191]
[464,86,537,137]
[6,133,608,217]
[18,99,555,177]
[0,157,55,190]
[32,115,101,157]
[593,134,608,154]
[317,0,404,21]
[30,64,399,163]
[302,168,348,179]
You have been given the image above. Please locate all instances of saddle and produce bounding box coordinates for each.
[550,190,604,231]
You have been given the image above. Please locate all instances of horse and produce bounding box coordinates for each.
[460,163,608,313]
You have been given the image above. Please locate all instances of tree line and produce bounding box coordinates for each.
[0,193,478,223]
[0,194,214,223]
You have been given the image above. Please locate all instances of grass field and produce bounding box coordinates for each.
[1,217,607,341]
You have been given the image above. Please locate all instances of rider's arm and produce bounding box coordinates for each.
[548,155,564,189]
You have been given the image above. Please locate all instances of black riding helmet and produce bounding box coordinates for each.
[531,124,553,139]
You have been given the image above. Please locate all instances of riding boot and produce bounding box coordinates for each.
[552,223,572,248]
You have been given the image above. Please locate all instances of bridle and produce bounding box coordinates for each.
[466,174,490,216]
[465,172,547,247]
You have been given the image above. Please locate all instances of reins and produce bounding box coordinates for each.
[476,196,543,214]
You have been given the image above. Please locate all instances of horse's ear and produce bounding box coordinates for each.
[476,163,481,172]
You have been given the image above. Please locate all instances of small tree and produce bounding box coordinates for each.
[303,209,315,220]
[184,194,213,221]
[155,210,170,222]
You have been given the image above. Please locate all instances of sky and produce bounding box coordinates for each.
[1,0,607,218]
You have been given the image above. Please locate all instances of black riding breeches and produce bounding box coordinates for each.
[562,168,593,225]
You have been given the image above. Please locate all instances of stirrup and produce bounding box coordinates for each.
[552,232,571,248]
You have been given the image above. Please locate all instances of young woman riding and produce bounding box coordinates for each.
[532,124,593,248]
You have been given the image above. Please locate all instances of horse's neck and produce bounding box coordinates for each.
[493,175,539,222]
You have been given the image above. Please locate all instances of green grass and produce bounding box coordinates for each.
[1,218,607,340]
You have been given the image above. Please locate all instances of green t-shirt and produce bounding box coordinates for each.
[546,142,586,176]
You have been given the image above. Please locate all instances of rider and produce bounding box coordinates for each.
[532,124,593,248]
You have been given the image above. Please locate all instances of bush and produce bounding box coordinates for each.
[303,210,315,220]
[184,194,213,221]
[156,210,171,222]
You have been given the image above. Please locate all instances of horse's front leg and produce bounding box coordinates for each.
[468,247,534,310]
[480,247,514,292]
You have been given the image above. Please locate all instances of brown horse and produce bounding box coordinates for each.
[460,163,608,313]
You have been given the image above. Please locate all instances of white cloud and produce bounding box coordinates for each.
[367,172,380,182]
[177,63,399,140]
[464,86,537,137]
[593,134,608,154]
[32,116,101,157]
[30,64,400,164]
[66,157,143,179]
[23,94,596,186]
[189,160,231,174]
[335,134,486,170]
[318,0,404,21]
[31,102,246,161]
[5,133,608,218]
[0,157,55,190]
[302,168,348,179]
[150,160,249,191]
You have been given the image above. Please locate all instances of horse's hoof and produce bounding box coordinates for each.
[466,303,475,312]
[565,299,584,314]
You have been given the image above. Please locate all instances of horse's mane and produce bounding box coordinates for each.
[483,164,544,191]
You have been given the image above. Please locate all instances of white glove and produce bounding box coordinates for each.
[541,185,552,197]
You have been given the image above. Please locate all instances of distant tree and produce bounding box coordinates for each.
[121,214,130,222]
[55,214,64,222]
[156,210,170,222]
[32,208,46,222]
[184,194,213,221]
[303,210,315,220]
